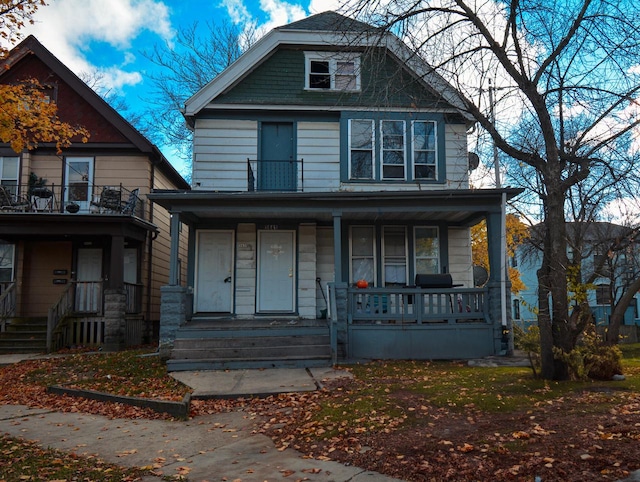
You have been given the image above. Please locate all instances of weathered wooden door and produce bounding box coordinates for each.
[257,230,295,313]
[195,230,234,313]
[259,122,296,191]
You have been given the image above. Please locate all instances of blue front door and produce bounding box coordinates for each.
[259,122,296,191]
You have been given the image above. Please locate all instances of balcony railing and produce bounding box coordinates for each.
[247,158,304,192]
[347,286,488,324]
[0,183,144,218]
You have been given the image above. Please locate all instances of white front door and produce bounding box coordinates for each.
[195,230,234,313]
[257,230,295,313]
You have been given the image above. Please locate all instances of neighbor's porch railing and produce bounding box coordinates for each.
[247,158,304,192]
[347,286,488,324]
[1,183,144,218]
[0,282,17,332]
[124,282,143,314]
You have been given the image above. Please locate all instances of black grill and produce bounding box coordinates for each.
[414,273,455,289]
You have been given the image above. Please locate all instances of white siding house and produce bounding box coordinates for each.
[151,11,520,370]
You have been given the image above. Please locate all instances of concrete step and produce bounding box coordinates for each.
[167,356,331,371]
[171,343,331,360]
[173,334,330,350]
[0,318,48,354]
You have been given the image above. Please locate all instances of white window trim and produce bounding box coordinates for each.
[382,226,408,286]
[380,120,407,181]
[64,156,95,211]
[348,119,375,180]
[0,156,20,193]
[412,120,438,181]
[414,226,440,275]
[304,51,361,91]
[349,225,377,286]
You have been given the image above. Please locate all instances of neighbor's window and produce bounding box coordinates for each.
[305,52,360,91]
[350,226,376,285]
[383,226,407,286]
[414,226,440,274]
[412,121,437,180]
[513,299,521,320]
[0,243,15,283]
[0,157,19,195]
[349,119,374,180]
[595,284,611,305]
[381,120,406,180]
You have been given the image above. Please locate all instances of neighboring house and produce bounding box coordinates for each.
[150,12,521,370]
[0,36,189,353]
[514,222,640,339]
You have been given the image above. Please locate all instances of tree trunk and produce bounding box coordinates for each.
[538,186,572,380]
[606,278,640,344]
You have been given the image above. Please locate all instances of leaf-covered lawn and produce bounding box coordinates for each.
[1,345,640,481]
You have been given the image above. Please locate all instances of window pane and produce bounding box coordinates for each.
[382,165,404,179]
[351,121,373,149]
[351,152,373,178]
[335,75,356,90]
[309,61,330,88]
[416,259,438,274]
[0,243,14,282]
[352,258,374,283]
[415,227,439,275]
[415,165,436,179]
[0,157,19,179]
[311,60,329,73]
[385,265,406,284]
[413,121,437,180]
[352,227,374,256]
[383,151,404,164]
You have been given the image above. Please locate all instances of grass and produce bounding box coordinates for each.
[0,434,150,481]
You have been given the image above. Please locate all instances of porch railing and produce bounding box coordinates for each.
[247,158,304,192]
[74,281,103,314]
[0,282,17,332]
[124,282,143,314]
[347,286,488,324]
[1,183,144,218]
[47,282,75,352]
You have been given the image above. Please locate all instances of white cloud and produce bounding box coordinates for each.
[20,0,175,92]
[308,0,342,14]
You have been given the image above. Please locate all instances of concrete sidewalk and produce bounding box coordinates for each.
[0,404,402,482]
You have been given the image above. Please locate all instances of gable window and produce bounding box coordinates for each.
[415,226,440,274]
[350,226,376,285]
[305,52,360,91]
[383,226,408,286]
[349,119,374,180]
[412,121,437,180]
[381,120,406,179]
[0,157,19,195]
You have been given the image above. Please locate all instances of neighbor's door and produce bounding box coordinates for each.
[257,230,295,313]
[195,230,234,313]
[65,157,94,212]
[259,122,296,191]
[76,248,102,312]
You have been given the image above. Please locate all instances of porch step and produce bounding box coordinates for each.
[167,319,332,371]
[0,318,48,354]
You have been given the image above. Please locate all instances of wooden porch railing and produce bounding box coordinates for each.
[0,282,17,332]
[74,281,103,314]
[347,286,488,324]
[124,282,143,314]
[47,282,75,352]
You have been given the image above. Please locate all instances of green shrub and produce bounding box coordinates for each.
[553,328,623,381]
[513,323,541,378]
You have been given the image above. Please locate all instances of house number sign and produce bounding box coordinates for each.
[262,224,279,230]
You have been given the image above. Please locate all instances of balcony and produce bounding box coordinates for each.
[0,183,144,218]
[247,158,304,192]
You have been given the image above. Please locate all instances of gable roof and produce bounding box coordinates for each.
[0,35,189,190]
[183,11,473,122]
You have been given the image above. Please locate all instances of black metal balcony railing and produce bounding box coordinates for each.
[0,183,144,218]
[247,158,304,192]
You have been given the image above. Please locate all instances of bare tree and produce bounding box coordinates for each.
[138,21,256,172]
[345,0,640,379]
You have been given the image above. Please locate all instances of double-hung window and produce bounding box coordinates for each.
[383,227,407,286]
[349,120,374,180]
[350,226,376,285]
[381,120,406,179]
[305,52,360,91]
[414,227,440,274]
[0,243,14,283]
[412,121,437,180]
[0,157,19,195]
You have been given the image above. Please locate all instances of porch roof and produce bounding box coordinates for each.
[0,213,158,242]
[149,188,522,226]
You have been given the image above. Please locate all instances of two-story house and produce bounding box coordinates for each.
[150,11,521,370]
[0,36,189,353]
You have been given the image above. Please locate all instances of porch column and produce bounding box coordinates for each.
[486,209,512,354]
[108,235,125,290]
[168,212,181,286]
[332,211,343,283]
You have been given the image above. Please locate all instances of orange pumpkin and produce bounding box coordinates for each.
[356,279,369,289]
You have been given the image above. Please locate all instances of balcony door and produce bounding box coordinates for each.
[259,122,296,191]
[65,157,94,212]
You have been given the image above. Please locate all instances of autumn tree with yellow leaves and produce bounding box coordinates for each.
[471,214,529,295]
[0,0,88,153]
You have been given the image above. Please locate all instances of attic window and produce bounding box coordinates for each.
[305,52,360,91]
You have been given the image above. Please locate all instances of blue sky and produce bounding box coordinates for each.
[10,0,341,174]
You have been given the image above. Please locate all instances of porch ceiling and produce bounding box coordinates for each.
[149,188,523,226]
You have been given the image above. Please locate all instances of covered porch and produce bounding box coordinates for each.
[150,188,521,365]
